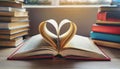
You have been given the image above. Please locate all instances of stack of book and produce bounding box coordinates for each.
[90,6,120,49]
[0,0,29,47]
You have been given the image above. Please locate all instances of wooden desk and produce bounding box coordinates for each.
[0,47,120,69]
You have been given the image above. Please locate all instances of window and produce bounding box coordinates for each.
[24,0,114,6]
[60,0,112,5]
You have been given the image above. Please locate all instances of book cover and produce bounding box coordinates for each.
[7,19,110,61]
[99,6,120,12]
[0,31,28,40]
[92,24,120,35]
[90,31,120,43]
[0,0,24,3]
[0,11,28,17]
[0,16,29,22]
[96,20,120,25]
[0,27,29,35]
[93,39,120,49]
[0,1,23,8]
[97,12,120,22]
[0,7,26,12]
[0,21,29,30]
[0,37,23,47]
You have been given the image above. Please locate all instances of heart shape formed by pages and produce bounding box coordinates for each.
[39,19,77,51]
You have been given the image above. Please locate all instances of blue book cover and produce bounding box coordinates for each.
[90,31,120,43]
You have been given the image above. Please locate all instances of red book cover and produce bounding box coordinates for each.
[92,24,120,35]
[97,12,120,22]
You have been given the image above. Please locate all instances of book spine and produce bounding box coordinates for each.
[96,20,120,25]
[93,39,120,49]
[97,12,120,22]
[0,31,28,40]
[0,1,23,8]
[0,22,29,30]
[0,11,28,17]
[0,7,26,12]
[99,7,120,12]
[92,24,120,35]
[0,27,29,35]
[90,31,120,43]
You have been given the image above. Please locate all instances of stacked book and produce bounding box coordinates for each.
[0,0,29,47]
[90,6,120,49]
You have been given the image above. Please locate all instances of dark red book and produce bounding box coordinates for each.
[92,24,120,35]
[97,12,120,22]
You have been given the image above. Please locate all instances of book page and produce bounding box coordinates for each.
[59,19,77,49]
[39,19,58,49]
[16,34,51,53]
[11,34,58,58]
[64,35,105,55]
[39,19,77,50]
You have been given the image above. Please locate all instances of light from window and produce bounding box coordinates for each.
[60,0,112,5]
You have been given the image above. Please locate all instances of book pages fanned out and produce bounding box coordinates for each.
[7,19,110,61]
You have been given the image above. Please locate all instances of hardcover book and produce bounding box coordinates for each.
[7,19,110,60]
[0,21,29,30]
[92,24,120,35]
[0,7,26,12]
[93,39,120,49]
[0,37,23,47]
[90,31,120,43]
[0,27,29,35]
[96,20,120,25]
[97,12,120,22]
[0,16,29,22]
[0,31,28,40]
[99,6,120,12]
[0,1,23,8]
[0,0,24,3]
[0,11,28,17]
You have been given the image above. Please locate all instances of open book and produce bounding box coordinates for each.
[8,19,110,60]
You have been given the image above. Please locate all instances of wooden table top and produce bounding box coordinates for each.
[0,46,120,69]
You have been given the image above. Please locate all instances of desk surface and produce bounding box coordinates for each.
[0,47,120,69]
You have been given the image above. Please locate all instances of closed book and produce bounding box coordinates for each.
[0,7,26,12]
[0,21,29,30]
[96,20,120,25]
[90,31,120,43]
[99,6,120,12]
[97,12,120,22]
[0,16,29,22]
[0,11,28,17]
[0,27,29,35]
[0,31,28,40]
[0,0,24,3]
[0,37,23,47]
[92,24,120,35]
[93,39,120,49]
[0,1,23,8]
